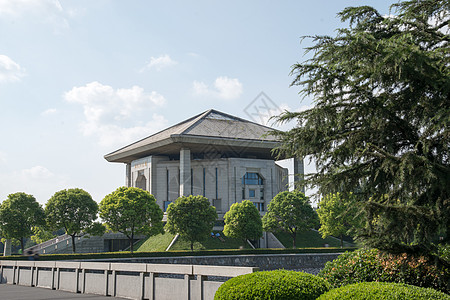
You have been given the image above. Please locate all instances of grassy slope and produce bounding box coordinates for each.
[135,233,176,252]
[274,229,355,248]
[170,231,250,251]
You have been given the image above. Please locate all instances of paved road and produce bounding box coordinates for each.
[0,284,124,300]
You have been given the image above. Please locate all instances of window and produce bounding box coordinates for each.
[253,202,265,212]
[135,170,147,190]
[249,189,256,198]
[164,201,172,212]
[260,188,264,200]
[203,168,206,196]
[242,172,264,185]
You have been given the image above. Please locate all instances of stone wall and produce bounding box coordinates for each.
[92,253,341,271]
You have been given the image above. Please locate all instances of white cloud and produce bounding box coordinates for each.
[65,81,168,147]
[141,54,177,72]
[0,165,69,204]
[0,55,25,83]
[193,76,243,100]
[41,108,57,116]
[0,0,68,30]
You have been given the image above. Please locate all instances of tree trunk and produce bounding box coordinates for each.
[340,234,343,248]
[130,232,134,253]
[20,238,24,253]
[190,241,194,251]
[71,235,76,253]
[292,232,297,249]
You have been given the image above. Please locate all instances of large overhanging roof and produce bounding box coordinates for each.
[104,109,282,163]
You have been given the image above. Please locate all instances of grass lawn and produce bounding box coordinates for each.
[135,232,176,252]
[170,231,250,251]
[274,229,355,248]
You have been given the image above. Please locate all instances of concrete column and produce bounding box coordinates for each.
[293,157,305,192]
[180,148,191,196]
[126,163,131,187]
[3,239,12,256]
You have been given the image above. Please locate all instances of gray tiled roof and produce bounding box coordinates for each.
[104,109,280,163]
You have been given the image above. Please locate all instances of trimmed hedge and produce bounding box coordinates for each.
[0,247,355,261]
[214,270,330,300]
[318,248,449,294]
[317,282,450,300]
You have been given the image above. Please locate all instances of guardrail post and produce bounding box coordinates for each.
[80,268,86,293]
[112,270,116,296]
[139,272,145,300]
[13,264,17,285]
[197,275,206,300]
[56,267,60,290]
[104,269,109,296]
[148,272,154,300]
[30,266,34,286]
[0,264,3,283]
[184,274,191,300]
[34,266,39,287]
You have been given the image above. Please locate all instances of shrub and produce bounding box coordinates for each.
[214,270,330,300]
[317,282,450,300]
[318,248,449,294]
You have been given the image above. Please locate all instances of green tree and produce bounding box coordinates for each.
[30,226,55,245]
[317,193,363,248]
[99,187,163,253]
[45,188,98,253]
[273,0,449,255]
[165,195,217,251]
[0,192,45,252]
[262,190,319,248]
[223,200,263,244]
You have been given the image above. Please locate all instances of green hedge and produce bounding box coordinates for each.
[0,247,355,261]
[317,282,450,300]
[318,248,449,294]
[214,270,330,300]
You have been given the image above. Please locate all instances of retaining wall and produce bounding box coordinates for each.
[92,253,341,271]
[0,260,257,300]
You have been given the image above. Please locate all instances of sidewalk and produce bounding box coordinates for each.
[0,284,124,299]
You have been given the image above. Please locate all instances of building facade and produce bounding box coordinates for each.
[105,109,303,219]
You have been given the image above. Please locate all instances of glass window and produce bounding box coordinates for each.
[242,172,264,185]
[249,189,256,198]
[164,201,172,212]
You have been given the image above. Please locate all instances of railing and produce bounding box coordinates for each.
[0,260,258,300]
[24,234,72,253]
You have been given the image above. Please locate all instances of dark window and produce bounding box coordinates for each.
[164,201,172,212]
[215,168,218,199]
[203,168,206,196]
[242,172,264,185]
[249,189,255,198]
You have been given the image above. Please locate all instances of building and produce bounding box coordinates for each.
[104,109,304,219]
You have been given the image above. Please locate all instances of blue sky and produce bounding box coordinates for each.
[0,0,394,205]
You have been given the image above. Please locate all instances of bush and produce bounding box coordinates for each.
[317,282,450,300]
[214,270,330,300]
[318,248,449,294]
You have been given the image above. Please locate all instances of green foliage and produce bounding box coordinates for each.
[99,187,164,253]
[272,0,450,255]
[45,188,98,253]
[317,282,450,300]
[263,190,318,248]
[319,248,449,294]
[0,192,45,252]
[214,270,330,300]
[30,226,55,245]
[223,200,263,242]
[165,195,217,251]
[317,193,362,248]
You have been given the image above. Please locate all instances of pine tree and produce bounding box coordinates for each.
[273,0,449,256]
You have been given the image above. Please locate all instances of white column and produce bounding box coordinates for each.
[125,163,131,187]
[180,148,191,196]
[293,157,305,192]
[3,239,11,256]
